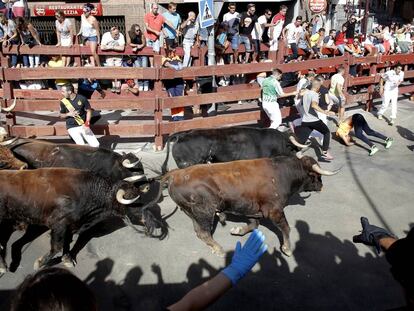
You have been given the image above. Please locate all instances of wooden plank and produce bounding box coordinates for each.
[4,67,157,81]
[399,85,414,94]
[348,76,377,86]
[10,123,155,137]
[11,98,156,112]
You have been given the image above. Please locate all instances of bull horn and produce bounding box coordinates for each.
[123,175,146,182]
[1,98,16,112]
[19,163,28,170]
[296,151,304,159]
[312,164,341,176]
[122,158,141,168]
[116,189,140,205]
[289,136,310,149]
[0,137,18,146]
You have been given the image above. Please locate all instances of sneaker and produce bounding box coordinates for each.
[238,100,243,105]
[218,79,226,86]
[138,85,144,91]
[321,151,334,161]
[369,145,379,156]
[143,85,149,92]
[385,137,393,149]
[389,118,395,126]
[377,114,383,120]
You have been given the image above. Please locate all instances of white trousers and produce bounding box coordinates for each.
[182,39,194,67]
[269,25,283,51]
[379,88,398,119]
[67,125,100,147]
[262,100,282,129]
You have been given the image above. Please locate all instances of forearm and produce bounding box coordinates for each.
[86,110,92,123]
[379,237,397,251]
[280,91,297,98]
[311,102,327,114]
[167,273,232,311]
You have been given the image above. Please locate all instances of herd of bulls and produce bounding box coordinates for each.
[0,126,340,273]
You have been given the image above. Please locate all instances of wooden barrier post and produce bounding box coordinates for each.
[0,47,16,135]
[366,54,380,111]
[153,54,164,151]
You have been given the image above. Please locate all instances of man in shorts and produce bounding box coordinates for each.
[328,65,346,121]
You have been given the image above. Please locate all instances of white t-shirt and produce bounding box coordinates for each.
[383,70,404,92]
[329,73,345,97]
[252,15,267,40]
[0,19,15,38]
[223,12,240,34]
[11,0,24,8]
[284,23,301,44]
[55,18,72,40]
[301,90,320,123]
[101,31,125,48]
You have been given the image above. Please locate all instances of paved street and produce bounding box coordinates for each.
[0,99,413,310]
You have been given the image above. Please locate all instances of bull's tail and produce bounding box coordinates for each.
[161,133,181,174]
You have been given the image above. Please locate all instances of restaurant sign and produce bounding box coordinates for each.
[33,3,103,17]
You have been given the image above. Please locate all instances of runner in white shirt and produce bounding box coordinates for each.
[378,64,404,125]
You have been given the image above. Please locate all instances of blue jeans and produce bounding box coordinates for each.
[337,44,345,55]
[134,56,149,88]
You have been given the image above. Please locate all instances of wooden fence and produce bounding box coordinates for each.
[1,43,414,149]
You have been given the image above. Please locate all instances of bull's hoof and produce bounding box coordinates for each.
[212,247,225,257]
[230,226,246,236]
[33,258,43,270]
[61,255,76,268]
[281,245,292,257]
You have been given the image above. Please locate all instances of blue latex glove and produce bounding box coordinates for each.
[222,229,268,285]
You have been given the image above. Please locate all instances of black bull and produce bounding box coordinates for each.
[160,155,339,257]
[4,138,144,183]
[0,168,159,272]
[161,126,309,173]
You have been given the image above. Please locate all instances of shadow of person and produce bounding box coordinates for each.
[396,125,414,141]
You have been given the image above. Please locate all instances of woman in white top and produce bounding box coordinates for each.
[55,10,74,67]
[77,3,100,66]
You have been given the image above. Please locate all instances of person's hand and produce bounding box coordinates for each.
[222,229,268,285]
[84,120,90,128]
[379,88,384,96]
[353,217,397,254]
[67,110,79,118]
[326,110,336,116]
[56,43,61,47]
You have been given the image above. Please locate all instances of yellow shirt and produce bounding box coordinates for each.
[48,59,69,86]
[310,33,320,47]
[336,122,352,137]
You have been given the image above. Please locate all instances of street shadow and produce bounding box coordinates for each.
[1,221,407,311]
[396,125,414,141]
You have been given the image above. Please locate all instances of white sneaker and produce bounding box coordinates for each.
[218,79,226,86]
[143,86,149,91]
[138,86,144,91]
[377,114,383,120]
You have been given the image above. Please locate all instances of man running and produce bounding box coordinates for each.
[296,77,336,160]
[328,65,346,121]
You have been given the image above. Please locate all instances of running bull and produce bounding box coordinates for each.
[161,126,309,173]
[2,137,144,182]
[0,168,152,272]
[161,155,339,256]
[0,138,27,170]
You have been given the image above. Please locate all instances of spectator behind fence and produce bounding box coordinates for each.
[255,8,272,56]
[268,5,287,52]
[10,230,267,311]
[395,24,412,53]
[344,14,363,43]
[310,27,325,58]
[55,10,74,67]
[181,11,199,67]
[162,45,185,121]
[48,55,69,89]
[78,3,100,67]
[328,65,346,121]
[100,26,125,94]
[283,16,303,61]
[14,17,41,68]
[127,24,149,91]
[144,3,170,57]
[335,24,348,55]
[163,2,181,50]
[223,2,240,64]
[0,11,16,44]
[59,83,100,147]
[78,78,105,99]
[297,21,314,60]
[323,29,338,55]
[239,3,259,63]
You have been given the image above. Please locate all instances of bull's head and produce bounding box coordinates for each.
[296,153,340,192]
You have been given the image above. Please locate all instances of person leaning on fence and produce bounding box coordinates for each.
[180,11,199,68]
[260,68,297,130]
[283,16,303,61]
[268,5,287,52]
[54,10,74,67]
[162,2,181,50]
[0,11,17,46]
[310,27,325,58]
[59,83,100,147]
[127,23,149,91]
[377,64,404,126]
[297,21,314,60]
[13,17,41,68]
[322,29,338,55]
[100,26,125,94]
[78,3,100,67]
[162,44,185,121]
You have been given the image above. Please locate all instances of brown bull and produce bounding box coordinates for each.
[161,155,339,257]
[0,138,27,170]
